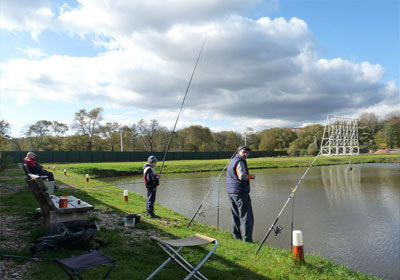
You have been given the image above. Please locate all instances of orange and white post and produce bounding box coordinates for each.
[86,174,89,183]
[293,230,305,264]
[123,189,128,202]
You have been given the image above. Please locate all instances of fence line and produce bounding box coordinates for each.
[0,150,288,163]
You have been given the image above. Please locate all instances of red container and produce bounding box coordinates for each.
[59,198,68,208]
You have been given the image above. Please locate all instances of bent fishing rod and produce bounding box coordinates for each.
[159,35,208,175]
[255,150,322,254]
[186,150,237,229]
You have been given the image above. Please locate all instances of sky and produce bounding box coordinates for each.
[0,0,399,137]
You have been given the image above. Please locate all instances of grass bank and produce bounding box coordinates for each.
[0,164,383,279]
[57,153,400,178]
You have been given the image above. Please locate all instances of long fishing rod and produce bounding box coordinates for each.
[159,35,208,175]
[0,254,43,262]
[186,150,237,229]
[256,151,322,254]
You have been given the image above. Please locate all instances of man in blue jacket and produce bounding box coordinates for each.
[226,146,256,242]
[143,155,160,218]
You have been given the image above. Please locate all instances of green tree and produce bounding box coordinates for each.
[288,124,324,156]
[0,120,11,150]
[212,131,243,151]
[259,128,297,151]
[181,125,213,152]
[25,120,69,150]
[244,127,261,151]
[358,112,381,147]
[100,122,121,151]
[62,135,89,151]
[382,112,400,148]
[73,107,103,151]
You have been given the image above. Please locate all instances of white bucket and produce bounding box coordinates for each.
[44,181,55,195]
[124,214,141,227]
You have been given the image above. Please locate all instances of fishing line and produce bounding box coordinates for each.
[159,34,208,175]
[256,151,322,254]
[186,150,237,229]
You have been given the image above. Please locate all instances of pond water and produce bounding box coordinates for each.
[102,163,400,279]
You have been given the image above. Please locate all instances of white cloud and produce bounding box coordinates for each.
[1,0,54,38]
[1,0,398,134]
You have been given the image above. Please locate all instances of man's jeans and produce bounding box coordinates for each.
[228,193,254,242]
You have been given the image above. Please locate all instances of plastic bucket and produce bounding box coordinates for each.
[44,181,55,195]
[124,214,141,227]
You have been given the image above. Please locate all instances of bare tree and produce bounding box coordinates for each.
[73,107,103,151]
[137,119,160,152]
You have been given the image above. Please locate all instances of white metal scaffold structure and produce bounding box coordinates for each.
[320,116,360,156]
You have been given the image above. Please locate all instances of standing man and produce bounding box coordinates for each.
[24,152,55,181]
[226,145,256,242]
[143,155,160,218]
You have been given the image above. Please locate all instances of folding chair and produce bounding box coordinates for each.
[147,233,218,280]
[55,251,116,280]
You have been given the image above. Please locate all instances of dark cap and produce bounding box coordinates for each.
[237,145,251,152]
[147,155,158,163]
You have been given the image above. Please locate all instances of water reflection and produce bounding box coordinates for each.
[106,163,400,279]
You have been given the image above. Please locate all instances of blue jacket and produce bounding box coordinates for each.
[226,154,250,194]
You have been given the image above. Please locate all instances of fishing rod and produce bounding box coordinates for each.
[159,35,208,175]
[256,151,322,254]
[186,150,237,229]
[0,253,43,262]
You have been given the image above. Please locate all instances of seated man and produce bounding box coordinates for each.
[24,152,54,181]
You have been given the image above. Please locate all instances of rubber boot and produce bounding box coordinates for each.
[149,210,160,219]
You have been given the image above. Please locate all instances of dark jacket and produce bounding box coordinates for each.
[24,157,43,174]
[143,163,159,188]
[226,154,251,194]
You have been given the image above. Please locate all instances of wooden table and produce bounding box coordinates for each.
[51,195,93,211]
[50,195,94,223]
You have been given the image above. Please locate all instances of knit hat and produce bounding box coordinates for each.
[27,152,37,157]
[148,155,158,163]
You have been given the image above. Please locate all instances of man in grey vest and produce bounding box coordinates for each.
[226,145,255,242]
[143,155,160,218]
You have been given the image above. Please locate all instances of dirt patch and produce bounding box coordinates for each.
[0,212,33,280]
[91,211,123,230]
[0,214,33,251]
[0,184,26,196]
[0,260,31,280]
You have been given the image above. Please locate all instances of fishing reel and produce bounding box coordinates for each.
[198,209,206,217]
[273,225,283,236]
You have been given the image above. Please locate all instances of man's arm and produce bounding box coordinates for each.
[236,161,255,181]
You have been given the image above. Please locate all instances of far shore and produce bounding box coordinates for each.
[51,153,400,178]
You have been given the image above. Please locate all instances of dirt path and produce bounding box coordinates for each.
[0,181,33,280]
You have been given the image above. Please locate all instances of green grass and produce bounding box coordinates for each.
[0,163,385,279]
[55,153,400,178]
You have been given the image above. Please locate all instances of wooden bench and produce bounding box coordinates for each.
[21,163,48,180]
[26,177,94,228]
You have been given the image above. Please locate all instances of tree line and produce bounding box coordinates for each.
[1,108,399,156]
